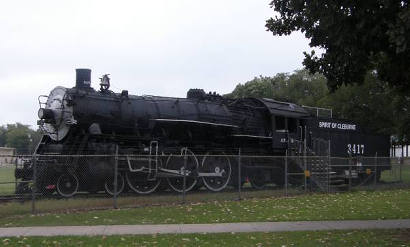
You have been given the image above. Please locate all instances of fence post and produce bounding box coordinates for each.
[113,145,119,209]
[399,157,403,182]
[285,150,288,197]
[348,157,352,191]
[402,145,405,159]
[31,154,37,214]
[304,126,307,192]
[182,147,187,204]
[238,148,242,201]
[374,152,378,187]
[14,155,18,193]
[392,144,395,157]
[328,140,331,193]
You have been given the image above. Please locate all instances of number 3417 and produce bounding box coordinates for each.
[347,144,364,154]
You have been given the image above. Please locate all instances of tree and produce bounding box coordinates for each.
[227,70,408,141]
[266,0,410,93]
[0,126,6,147]
[5,124,31,154]
[28,128,43,154]
[2,123,41,154]
[226,75,276,99]
[227,69,329,106]
[319,72,409,141]
[318,73,393,133]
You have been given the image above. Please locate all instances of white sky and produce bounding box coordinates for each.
[0,0,310,128]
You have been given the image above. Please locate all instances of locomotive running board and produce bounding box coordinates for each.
[151,119,239,128]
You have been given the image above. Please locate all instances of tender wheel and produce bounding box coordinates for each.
[56,173,79,197]
[166,148,198,193]
[232,181,245,189]
[126,172,161,194]
[249,169,267,189]
[104,173,125,196]
[201,153,232,192]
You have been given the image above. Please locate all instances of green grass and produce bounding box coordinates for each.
[381,165,410,183]
[0,229,409,246]
[0,167,15,195]
[0,188,294,219]
[0,189,409,227]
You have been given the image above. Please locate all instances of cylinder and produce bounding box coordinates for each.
[76,68,91,88]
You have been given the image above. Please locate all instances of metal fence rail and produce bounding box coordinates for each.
[0,153,408,214]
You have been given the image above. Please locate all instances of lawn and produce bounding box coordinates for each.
[0,229,408,246]
[0,189,409,227]
[0,167,15,195]
[381,164,410,183]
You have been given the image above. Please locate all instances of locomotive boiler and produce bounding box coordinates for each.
[15,68,391,197]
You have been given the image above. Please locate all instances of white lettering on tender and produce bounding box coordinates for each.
[318,121,356,131]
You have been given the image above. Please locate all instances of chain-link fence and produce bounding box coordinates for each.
[0,153,409,214]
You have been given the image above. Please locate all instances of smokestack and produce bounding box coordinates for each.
[75,68,91,88]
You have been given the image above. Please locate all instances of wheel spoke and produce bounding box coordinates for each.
[201,154,231,192]
[249,169,266,189]
[166,149,198,193]
[57,173,79,197]
[126,172,161,194]
[104,173,125,196]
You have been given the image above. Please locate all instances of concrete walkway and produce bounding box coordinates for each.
[0,219,409,237]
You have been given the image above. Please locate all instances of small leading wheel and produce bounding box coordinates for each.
[104,173,125,196]
[56,173,79,197]
[249,169,267,190]
[16,182,31,194]
[126,172,161,194]
[166,148,198,193]
[201,153,232,192]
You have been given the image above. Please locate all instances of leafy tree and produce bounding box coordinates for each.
[390,94,410,144]
[319,73,409,142]
[28,128,43,154]
[226,75,276,99]
[319,73,393,133]
[2,123,41,154]
[227,69,329,106]
[5,124,31,154]
[266,0,410,93]
[0,126,6,147]
[272,70,329,106]
[227,70,408,142]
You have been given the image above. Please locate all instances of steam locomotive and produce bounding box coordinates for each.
[15,69,390,197]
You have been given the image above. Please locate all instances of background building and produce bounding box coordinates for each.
[0,147,16,165]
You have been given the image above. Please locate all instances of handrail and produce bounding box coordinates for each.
[302,105,333,118]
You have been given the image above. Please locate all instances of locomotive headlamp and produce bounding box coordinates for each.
[38,108,54,120]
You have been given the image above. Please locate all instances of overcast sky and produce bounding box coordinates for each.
[0,0,310,128]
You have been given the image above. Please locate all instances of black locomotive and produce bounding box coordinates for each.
[15,69,390,197]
